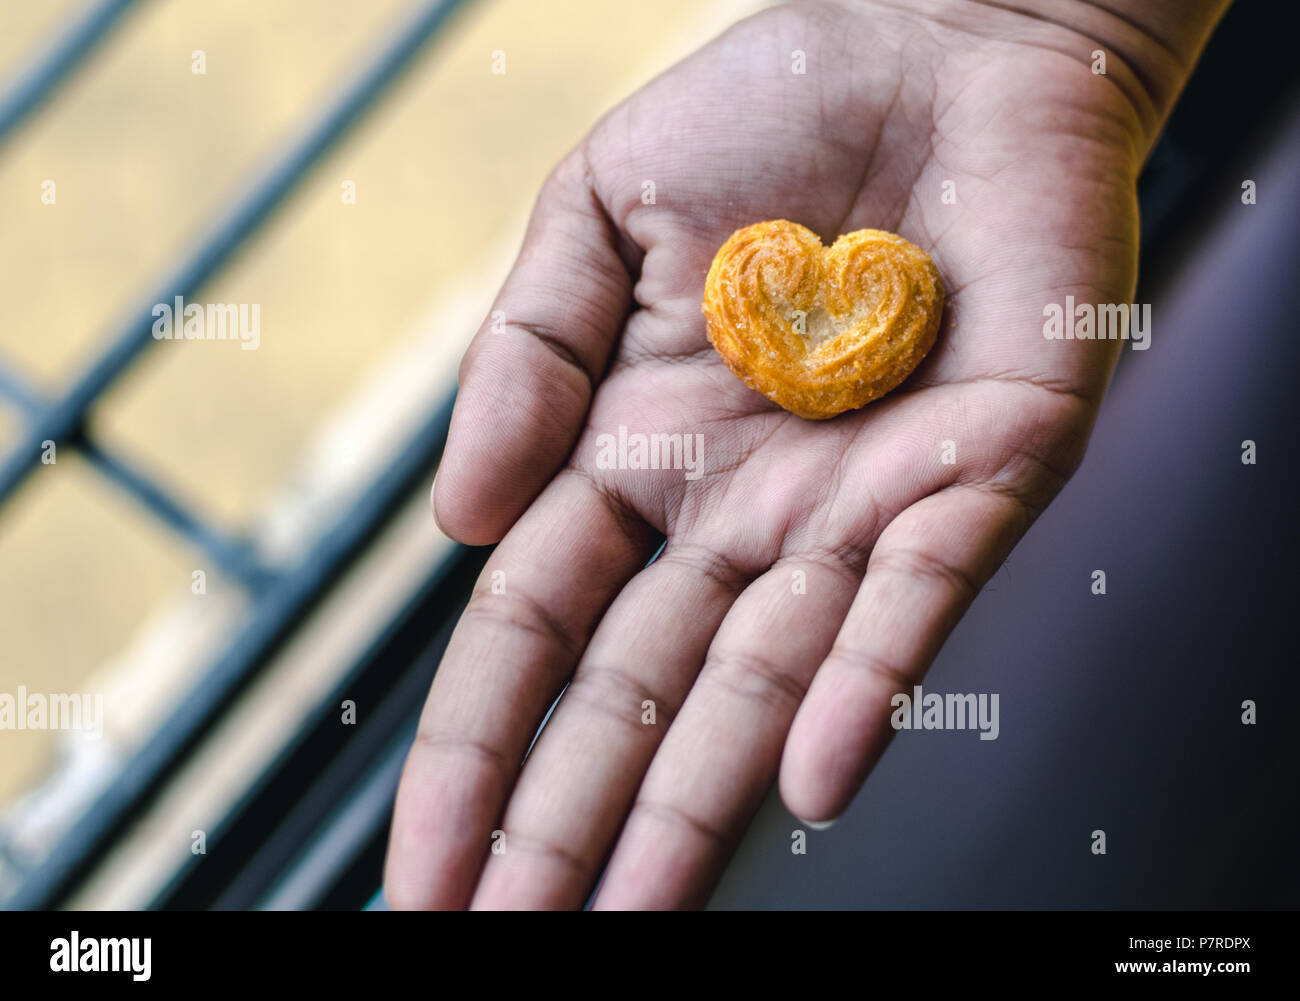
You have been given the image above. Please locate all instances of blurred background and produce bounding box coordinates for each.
[0,0,1296,910]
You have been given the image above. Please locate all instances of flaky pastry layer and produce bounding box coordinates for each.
[702,219,944,420]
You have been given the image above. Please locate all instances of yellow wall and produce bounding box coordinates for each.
[0,0,764,809]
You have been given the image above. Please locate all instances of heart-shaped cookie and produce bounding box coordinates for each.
[702,220,944,420]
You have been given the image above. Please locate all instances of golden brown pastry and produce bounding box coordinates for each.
[702,220,945,420]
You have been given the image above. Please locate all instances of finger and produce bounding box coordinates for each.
[469,412,914,908]
[469,541,756,909]
[385,471,652,909]
[779,486,1026,823]
[435,150,634,545]
[590,551,864,909]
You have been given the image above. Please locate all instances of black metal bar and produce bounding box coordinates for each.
[6,389,460,909]
[76,434,275,590]
[302,743,412,911]
[155,542,485,909]
[0,0,145,148]
[0,0,468,508]
[294,719,426,912]
[254,726,414,910]
[219,663,434,909]
[0,361,274,589]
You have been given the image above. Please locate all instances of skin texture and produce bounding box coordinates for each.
[386,0,1230,909]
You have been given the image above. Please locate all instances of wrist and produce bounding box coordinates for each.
[830,0,1232,155]
[1010,0,1232,132]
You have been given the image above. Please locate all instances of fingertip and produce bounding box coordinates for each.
[429,469,502,545]
[428,455,512,546]
[779,768,851,830]
[778,753,840,827]
[779,708,871,824]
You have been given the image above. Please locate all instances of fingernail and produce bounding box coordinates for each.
[799,817,838,831]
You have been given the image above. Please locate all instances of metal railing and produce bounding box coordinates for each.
[0,0,471,909]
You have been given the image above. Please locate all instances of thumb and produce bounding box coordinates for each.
[434,148,633,545]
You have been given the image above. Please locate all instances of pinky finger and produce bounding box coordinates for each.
[779,486,1028,823]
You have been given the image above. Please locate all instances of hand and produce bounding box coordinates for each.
[386,0,1224,908]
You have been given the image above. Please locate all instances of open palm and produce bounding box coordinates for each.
[387,0,1165,908]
